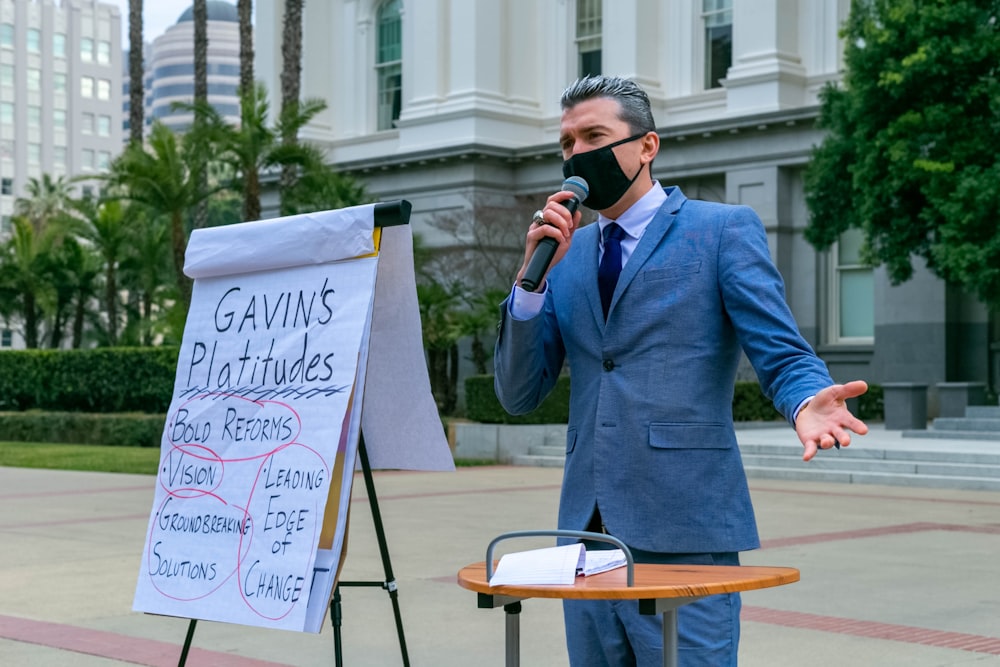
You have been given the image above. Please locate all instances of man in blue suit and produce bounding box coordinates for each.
[494,75,869,666]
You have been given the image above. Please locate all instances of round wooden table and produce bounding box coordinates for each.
[457,562,799,667]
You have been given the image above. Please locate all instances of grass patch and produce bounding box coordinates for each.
[0,441,161,475]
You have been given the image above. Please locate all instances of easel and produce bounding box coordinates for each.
[331,432,409,667]
[176,433,410,667]
[172,201,415,666]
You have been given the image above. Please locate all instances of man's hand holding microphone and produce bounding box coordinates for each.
[517,177,589,292]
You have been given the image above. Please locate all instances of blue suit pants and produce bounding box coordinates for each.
[564,548,741,667]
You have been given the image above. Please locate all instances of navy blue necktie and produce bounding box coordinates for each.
[598,223,626,319]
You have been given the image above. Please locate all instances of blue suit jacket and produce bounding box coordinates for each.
[494,186,834,553]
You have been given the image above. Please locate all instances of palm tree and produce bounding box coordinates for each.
[238,0,254,105]
[182,84,327,222]
[51,236,102,348]
[72,198,128,345]
[192,0,209,230]
[279,0,304,215]
[104,122,213,310]
[119,208,173,345]
[0,217,60,348]
[14,174,74,234]
[128,0,144,146]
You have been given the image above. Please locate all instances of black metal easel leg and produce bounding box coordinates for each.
[332,434,410,666]
[178,618,197,667]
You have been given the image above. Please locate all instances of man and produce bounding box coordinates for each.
[493,75,868,666]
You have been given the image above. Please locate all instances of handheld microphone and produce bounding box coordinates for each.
[520,176,589,292]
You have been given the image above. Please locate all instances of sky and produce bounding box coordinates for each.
[107,0,213,44]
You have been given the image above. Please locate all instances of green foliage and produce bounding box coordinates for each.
[465,375,571,424]
[0,413,164,448]
[0,347,177,412]
[805,0,1000,307]
[465,376,886,424]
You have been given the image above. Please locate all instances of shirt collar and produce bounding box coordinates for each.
[598,182,667,242]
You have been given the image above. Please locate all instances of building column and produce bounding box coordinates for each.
[725,0,807,113]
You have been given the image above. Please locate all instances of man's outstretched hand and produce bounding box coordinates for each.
[795,381,869,461]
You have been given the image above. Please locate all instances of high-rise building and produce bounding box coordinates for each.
[141,0,240,136]
[0,0,123,233]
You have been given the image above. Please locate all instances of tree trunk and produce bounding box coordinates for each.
[238,0,254,98]
[279,0,304,215]
[244,164,261,222]
[23,292,38,349]
[128,0,144,146]
[193,0,209,229]
[171,210,192,309]
[105,264,118,345]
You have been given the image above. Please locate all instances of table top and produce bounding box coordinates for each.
[457,562,800,601]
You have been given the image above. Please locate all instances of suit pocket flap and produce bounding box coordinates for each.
[643,261,702,282]
[648,422,730,449]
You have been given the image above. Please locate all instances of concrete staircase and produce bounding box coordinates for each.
[903,405,1000,442]
[739,441,1000,492]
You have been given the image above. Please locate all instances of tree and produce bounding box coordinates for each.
[192,0,210,230]
[279,0,305,215]
[237,0,254,104]
[14,174,74,234]
[128,0,144,146]
[104,122,213,310]
[0,217,61,348]
[182,84,330,221]
[805,0,1000,308]
[72,198,129,345]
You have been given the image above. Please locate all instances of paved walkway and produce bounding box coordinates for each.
[2,428,1000,666]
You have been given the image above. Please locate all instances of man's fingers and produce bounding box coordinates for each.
[802,441,819,461]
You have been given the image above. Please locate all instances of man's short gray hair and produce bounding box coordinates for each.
[560,75,656,135]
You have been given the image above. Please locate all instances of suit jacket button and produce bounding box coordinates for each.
[602,359,615,371]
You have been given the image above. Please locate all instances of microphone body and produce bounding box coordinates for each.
[520,177,589,292]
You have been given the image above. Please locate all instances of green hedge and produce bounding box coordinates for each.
[0,411,164,447]
[466,375,885,424]
[0,347,178,413]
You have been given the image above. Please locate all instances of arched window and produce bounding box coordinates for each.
[376,0,402,131]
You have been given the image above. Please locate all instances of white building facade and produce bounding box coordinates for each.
[255,0,995,409]
[0,0,122,218]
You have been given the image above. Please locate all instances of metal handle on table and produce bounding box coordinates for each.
[485,529,635,587]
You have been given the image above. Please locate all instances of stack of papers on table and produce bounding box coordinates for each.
[489,544,627,586]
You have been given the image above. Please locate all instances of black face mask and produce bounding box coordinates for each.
[562,132,647,210]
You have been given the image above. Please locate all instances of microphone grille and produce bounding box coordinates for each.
[562,176,589,200]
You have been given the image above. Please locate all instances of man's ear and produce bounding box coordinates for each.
[641,131,660,163]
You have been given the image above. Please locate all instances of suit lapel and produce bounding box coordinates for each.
[606,188,687,319]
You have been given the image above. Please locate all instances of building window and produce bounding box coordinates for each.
[97,114,111,137]
[0,216,10,235]
[1,177,12,195]
[97,150,110,170]
[27,105,41,128]
[53,109,66,130]
[27,28,41,53]
[27,143,40,166]
[576,0,602,78]
[0,102,12,125]
[97,78,111,100]
[1,329,11,348]
[0,23,13,48]
[0,64,12,88]
[53,145,66,168]
[27,68,41,92]
[829,228,874,343]
[97,40,110,65]
[81,76,94,98]
[375,0,402,131]
[53,72,67,94]
[53,33,66,58]
[81,112,95,134]
[81,37,94,62]
[702,0,732,90]
[82,148,95,170]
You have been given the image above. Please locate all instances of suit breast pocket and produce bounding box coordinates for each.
[643,261,702,283]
